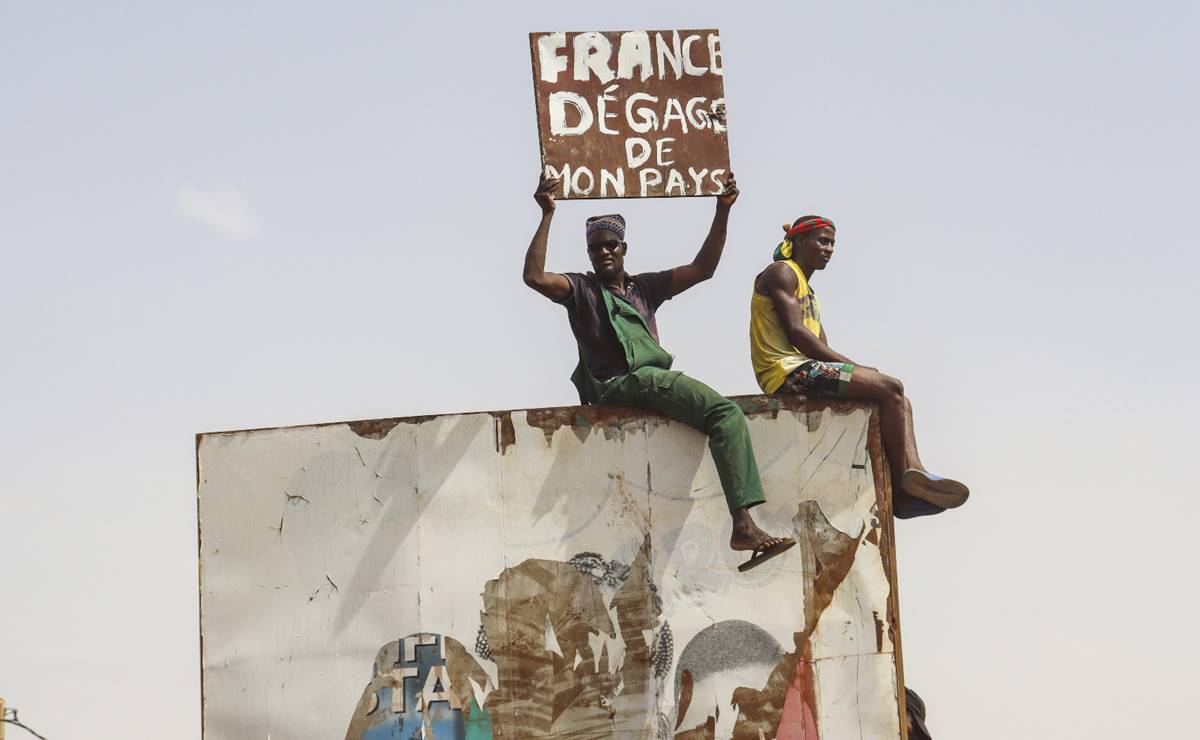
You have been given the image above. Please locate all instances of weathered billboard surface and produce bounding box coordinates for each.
[197,396,907,739]
[530,30,730,199]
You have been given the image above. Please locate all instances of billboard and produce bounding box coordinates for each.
[529,30,730,199]
[197,396,908,739]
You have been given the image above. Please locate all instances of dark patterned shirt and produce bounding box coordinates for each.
[557,270,674,380]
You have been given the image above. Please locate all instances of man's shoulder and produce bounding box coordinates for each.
[760,261,800,288]
[565,272,601,289]
[558,272,599,307]
[630,269,674,307]
[630,268,674,292]
[630,268,671,281]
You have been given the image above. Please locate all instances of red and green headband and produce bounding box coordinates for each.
[785,217,835,239]
[774,216,836,261]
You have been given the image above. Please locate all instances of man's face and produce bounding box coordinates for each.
[587,229,627,280]
[792,226,836,272]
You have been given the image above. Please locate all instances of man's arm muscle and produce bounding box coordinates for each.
[669,172,738,297]
[760,263,858,365]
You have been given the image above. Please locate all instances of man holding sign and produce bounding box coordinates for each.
[522,172,794,572]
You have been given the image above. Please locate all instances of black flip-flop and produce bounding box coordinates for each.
[893,492,946,520]
[737,537,796,572]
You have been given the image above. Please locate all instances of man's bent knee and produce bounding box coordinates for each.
[706,396,744,428]
[882,374,904,401]
[847,367,903,403]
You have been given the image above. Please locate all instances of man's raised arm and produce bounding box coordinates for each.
[669,172,739,297]
[522,174,572,302]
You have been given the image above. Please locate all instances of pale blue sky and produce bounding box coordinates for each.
[2,2,1197,738]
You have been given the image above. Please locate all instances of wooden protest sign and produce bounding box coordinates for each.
[529,30,729,199]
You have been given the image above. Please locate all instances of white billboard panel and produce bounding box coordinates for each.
[197,397,906,739]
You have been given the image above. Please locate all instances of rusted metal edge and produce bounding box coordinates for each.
[194,433,208,740]
[528,33,548,172]
[866,409,909,740]
[195,394,874,441]
[517,192,719,202]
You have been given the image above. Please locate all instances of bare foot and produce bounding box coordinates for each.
[729,507,788,552]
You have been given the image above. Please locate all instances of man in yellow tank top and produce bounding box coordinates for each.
[750,216,970,519]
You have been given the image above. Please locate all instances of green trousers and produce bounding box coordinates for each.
[598,366,766,513]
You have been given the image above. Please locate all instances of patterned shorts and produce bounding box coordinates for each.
[778,360,855,397]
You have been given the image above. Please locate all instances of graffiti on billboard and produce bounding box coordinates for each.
[340,498,865,738]
[345,633,493,739]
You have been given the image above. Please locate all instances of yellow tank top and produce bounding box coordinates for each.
[749,260,822,393]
